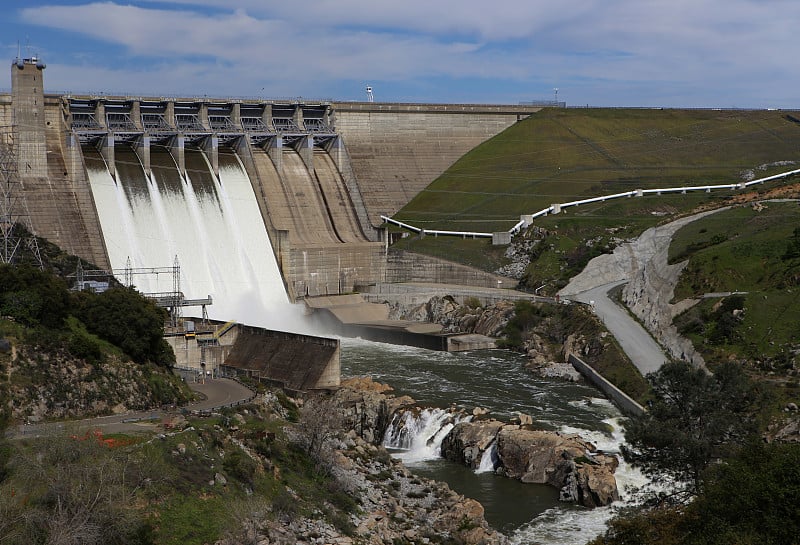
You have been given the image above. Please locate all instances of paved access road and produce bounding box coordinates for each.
[571,281,667,376]
[5,377,255,440]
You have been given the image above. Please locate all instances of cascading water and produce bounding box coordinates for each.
[84,145,308,331]
[383,408,471,463]
[475,439,498,474]
[509,411,652,545]
[342,338,660,543]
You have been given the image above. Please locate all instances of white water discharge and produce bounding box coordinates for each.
[475,439,498,474]
[84,146,307,331]
[510,414,651,545]
[383,408,472,464]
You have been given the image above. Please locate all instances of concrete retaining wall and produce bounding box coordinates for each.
[283,241,387,298]
[223,325,340,391]
[569,354,645,417]
[385,249,515,289]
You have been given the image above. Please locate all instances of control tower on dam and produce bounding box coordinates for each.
[2,59,541,306]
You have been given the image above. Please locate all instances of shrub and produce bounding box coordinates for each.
[223,449,258,487]
[0,264,70,329]
[72,287,174,365]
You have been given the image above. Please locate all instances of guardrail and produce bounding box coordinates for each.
[381,215,493,238]
[383,167,800,240]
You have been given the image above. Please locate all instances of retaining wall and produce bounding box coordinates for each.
[569,354,645,417]
[223,325,340,391]
[385,249,516,289]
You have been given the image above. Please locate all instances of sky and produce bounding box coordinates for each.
[0,0,797,108]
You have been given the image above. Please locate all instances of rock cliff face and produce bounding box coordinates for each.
[389,295,515,337]
[441,420,620,508]
[7,344,189,421]
[333,377,416,444]
[560,209,729,368]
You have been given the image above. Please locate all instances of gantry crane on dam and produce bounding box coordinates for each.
[71,256,213,329]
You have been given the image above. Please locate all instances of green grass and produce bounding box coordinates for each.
[154,495,230,545]
[670,202,800,364]
[397,108,800,232]
[672,202,800,297]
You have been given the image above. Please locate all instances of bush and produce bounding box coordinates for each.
[72,287,174,365]
[222,449,258,487]
[65,317,105,364]
[0,264,70,329]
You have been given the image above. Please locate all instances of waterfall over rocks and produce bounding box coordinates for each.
[383,407,472,463]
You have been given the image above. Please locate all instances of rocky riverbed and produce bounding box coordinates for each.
[337,378,620,509]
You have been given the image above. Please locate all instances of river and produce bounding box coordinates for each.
[339,337,649,545]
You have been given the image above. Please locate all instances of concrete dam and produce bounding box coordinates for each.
[2,58,540,323]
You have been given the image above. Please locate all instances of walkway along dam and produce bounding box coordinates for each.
[1,58,539,309]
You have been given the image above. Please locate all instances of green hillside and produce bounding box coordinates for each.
[390,108,800,284]
[394,108,800,234]
[670,201,800,370]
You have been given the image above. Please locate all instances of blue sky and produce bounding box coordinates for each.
[1,0,797,108]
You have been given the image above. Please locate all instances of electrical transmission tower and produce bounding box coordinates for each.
[0,128,42,267]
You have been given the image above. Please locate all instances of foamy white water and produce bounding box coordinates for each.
[476,439,499,473]
[383,408,472,464]
[510,417,652,545]
[84,146,308,331]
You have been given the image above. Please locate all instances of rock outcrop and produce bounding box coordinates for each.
[7,344,189,421]
[334,377,416,445]
[214,396,508,545]
[496,426,619,507]
[390,295,515,337]
[441,419,505,468]
[441,420,620,508]
[339,378,619,509]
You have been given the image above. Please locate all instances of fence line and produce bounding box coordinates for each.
[384,167,800,240]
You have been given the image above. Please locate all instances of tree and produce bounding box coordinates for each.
[782,226,800,260]
[681,440,800,545]
[589,505,686,545]
[590,441,800,545]
[72,287,175,366]
[622,360,763,496]
[292,395,345,469]
[0,263,70,329]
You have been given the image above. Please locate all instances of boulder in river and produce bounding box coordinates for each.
[496,427,619,507]
[441,419,505,468]
[443,421,620,508]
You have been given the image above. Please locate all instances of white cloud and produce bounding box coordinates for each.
[9,0,800,106]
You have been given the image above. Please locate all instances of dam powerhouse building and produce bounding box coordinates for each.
[1,57,540,302]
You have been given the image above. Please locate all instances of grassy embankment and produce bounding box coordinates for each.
[391,108,800,286]
[669,202,800,402]
[0,398,363,545]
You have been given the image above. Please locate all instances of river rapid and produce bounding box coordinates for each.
[340,337,649,545]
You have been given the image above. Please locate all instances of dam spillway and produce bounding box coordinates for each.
[84,143,308,330]
[3,58,538,319]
